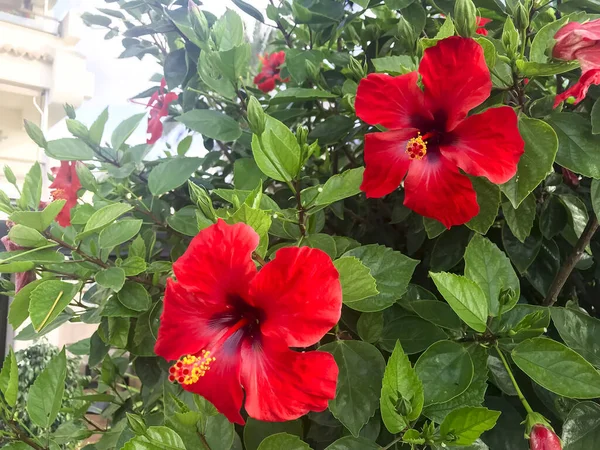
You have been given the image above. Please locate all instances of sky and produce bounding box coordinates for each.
[49,0,270,153]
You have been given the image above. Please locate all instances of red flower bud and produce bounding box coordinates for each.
[530,424,562,450]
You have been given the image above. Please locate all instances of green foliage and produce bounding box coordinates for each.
[1,0,600,448]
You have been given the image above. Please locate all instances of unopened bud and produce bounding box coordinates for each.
[3,166,16,185]
[126,413,147,436]
[502,17,520,58]
[304,59,321,82]
[296,126,309,148]
[397,17,416,47]
[64,104,76,120]
[189,0,209,42]
[514,3,530,31]
[247,96,266,135]
[530,424,562,450]
[348,56,366,80]
[454,0,478,37]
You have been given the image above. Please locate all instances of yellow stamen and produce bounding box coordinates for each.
[169,350,217,385]
[406,133,427,160]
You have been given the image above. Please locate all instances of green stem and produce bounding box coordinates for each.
[0,244,57,264]
[495,344,534,414]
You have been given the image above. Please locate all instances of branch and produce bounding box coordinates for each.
[8,421,46,450]
[268,0,293,48]
[543,215,599,306]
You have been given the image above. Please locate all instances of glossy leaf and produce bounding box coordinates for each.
[334,256,379,307]
[27,348,67,428]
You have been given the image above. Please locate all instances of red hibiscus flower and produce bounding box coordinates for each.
[49,161,81,227]
[254,51,288,93]
[530,424,562,450]
[476,17,492,35]
[147,78,178,144]
[154,220,342,424]
[553,19,600,107]
[355,37,524,228]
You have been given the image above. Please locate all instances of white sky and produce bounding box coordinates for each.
[49,0,270,153]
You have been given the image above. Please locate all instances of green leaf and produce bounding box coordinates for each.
[112,113,145,151]
[8,224,51,248]
[270,87,337,104]
[466,177,500,235]
[325,437,380,450]
[232,0,265,22]
[415,341,474,406]
[562,401,600,450]
[371,55,417,75]
[551,308,600,368]
[119,256,147,276]
[214,9,245,51]
[530,15,580,63]
[243,418,303,450]
[177,110,242,142]
[228,204,271,256]
[343,244,419,312]
[211,44,251,84]
[80,203,133,238]
[29,280,79,332]
[234,158,266,190]
[512,337,600,399]
[257,433,311,450]
[334,256,379,308]
[440,407,501,446]
[96,267,126,292]
[516,60,580,76]
[592,98,600,135]
[559,194,588,240]
[501,117,558,208]
[309,116,355,146]
[540,195,568,239]
[285,49,324,84]
[321,340,385,437]
[251,117,302,182]
[18,162,42,210]
[99,219,143,248]
[90,107,109,145]
[118,282,151,312]
[122,426,186,450]
[67,338,90,356]
[24,119,47,148]
[46,138,94,160]
[503,194,536,243]
[27,348,67,428]
[0,348,18,407]
[430,272,488,332]
[167,206,201,237]
[381,341,424,433]
[148,158,203,196]
[357,312,384,343]
[10,200,67,232]
[464,234,520,316]
[502,223,542,273]
[380,314,448,354]
[8,279,44,328]
[410,300,463,330]
[314,168,365,206]
[549,113,600,178]
[385,0,416,8]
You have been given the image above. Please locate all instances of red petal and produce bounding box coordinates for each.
[440,106,524,184]
[256,76,277,93]
[355,72,430,129]
[420,37,492,131]
[154,279,227,362]
[475,28,489,36]
[404,154,479,228]
[147,115,164,144]
[360,129,416,198]
[248,246,342,348]
[241,339,338,422]
[173,219,259,301]
[477,17,492,27]
[184,337,245,425]
[554,68,600,107]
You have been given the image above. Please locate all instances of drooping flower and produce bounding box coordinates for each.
[553,19,600,107]
[530,424,562,450]
[476,17,492,36]
[1,232,35,293]
[49,161,81,227]
[154,220,342,424]
[254,51,288,93]
[355,36,524,228]
[147,78,178,144]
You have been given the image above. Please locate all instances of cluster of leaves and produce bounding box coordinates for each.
[0,0,600,449]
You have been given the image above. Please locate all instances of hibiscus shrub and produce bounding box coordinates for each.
[1,0,600,449]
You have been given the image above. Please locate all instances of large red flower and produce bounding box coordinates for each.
[476,17,492,36]
[154,220,342,424]
[254,51,288,93]
[49,161,81,227]
[553,19,600,106]
[147,78,178,144]
[355,37,524,228]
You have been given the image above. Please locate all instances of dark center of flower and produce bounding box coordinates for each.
[168,296,263,386]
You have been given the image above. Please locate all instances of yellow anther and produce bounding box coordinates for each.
[168,351,217,386]
[406,134,427,160]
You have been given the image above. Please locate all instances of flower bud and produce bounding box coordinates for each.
[348,56,367,80]
[454,0,478,37]
[502,17,520,58]
[126,413,147,436]
[530,425,562,450]
[247,96,266,136]
[296,125,309,148]
[514,3,530,31]
[3,165,16,185]
[499,287,517,309]
[189,0,209,42]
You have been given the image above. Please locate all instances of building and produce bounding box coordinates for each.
[0,0,93,197]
